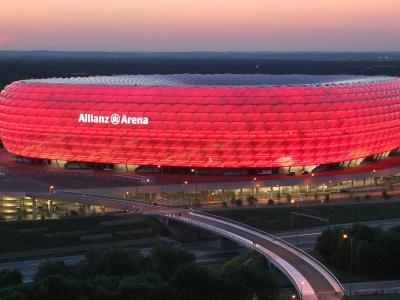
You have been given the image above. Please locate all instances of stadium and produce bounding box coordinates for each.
[1,74,400,175]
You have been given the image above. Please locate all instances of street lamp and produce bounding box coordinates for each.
[145,178,150,202]
[291,199,299,247]
[191,169,198,209]
[158,165,164,206]
[301,281,304,300]
[49,185,54,194]
[308,173,314,203]
[182,181,188,206]
[370,169,376,196]
[251,177,257,195]
[343,234,353,296]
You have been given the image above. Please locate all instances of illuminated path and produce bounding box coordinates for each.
[147,209,344,300]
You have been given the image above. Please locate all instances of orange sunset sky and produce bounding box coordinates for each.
[1,0,400,51]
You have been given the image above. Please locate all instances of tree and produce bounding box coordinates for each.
[83,275,121,300]
[382,190,390,199]
[0,269,23,288]
[147,246,196,281]
[315,227,343,262]
[355,240,387,276]
[170,263,217,300]
[0,285,30,300]
[276,191,281,202]
[246,195,258,205]
[385,226,400,274]
[230,194,235,204]
[325,193,330,202]
[34,260,73,282]
[217,263,279,300]
[79,247,144,277]
[316,223,400,277]
[117,273,173,300]
[235,198,243,206]
[31,275,84,300]
[285,193,291,203]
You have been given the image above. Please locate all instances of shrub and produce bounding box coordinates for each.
[382,190,390,200]
[325,194,330,202]
[246,195,258,205]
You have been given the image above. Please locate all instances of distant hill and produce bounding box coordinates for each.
[1,50,400,61]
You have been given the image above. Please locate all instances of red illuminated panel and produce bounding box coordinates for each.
[1,77,400,168]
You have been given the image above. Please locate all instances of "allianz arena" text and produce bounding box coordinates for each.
[78,113,149,125]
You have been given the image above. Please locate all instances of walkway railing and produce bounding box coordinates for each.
[145,210,302,297]
[193,210,345,295]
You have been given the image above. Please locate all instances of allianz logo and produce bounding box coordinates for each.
[78,113,149,125]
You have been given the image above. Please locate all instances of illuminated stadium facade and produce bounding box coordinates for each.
[1,74,400,172]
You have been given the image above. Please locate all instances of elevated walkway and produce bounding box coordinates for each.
[145,209,345,300]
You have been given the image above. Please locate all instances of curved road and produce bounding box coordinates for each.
[177,210,343,300]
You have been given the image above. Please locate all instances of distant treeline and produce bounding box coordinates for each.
[1,55,400,89]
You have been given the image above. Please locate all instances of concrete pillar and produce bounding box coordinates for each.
[101,206,105,214]
[32,199,37,220]
[239,189,243,199]
[221,189,225,202]
[255,187,259,199]
[85,204,91,215]
[270,187,273,199]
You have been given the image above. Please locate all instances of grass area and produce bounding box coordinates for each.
[207,201,400,232]
[0,214,170,254]
[346,295,400,300]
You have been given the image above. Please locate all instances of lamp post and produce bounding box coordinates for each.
[291,199,299,247]
[182,181,188,206]
[343,234,353,296]
[145,178,150,202]
[158,165,164,206]
[301,281,304,300]
[370,169,376,196]
[49,185,54,194]
[191,169,198,208]
[251,177,257,195]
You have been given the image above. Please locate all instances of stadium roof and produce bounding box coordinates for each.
[22,74,396,87]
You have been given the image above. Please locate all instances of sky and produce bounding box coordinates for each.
[1,0,400,52]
